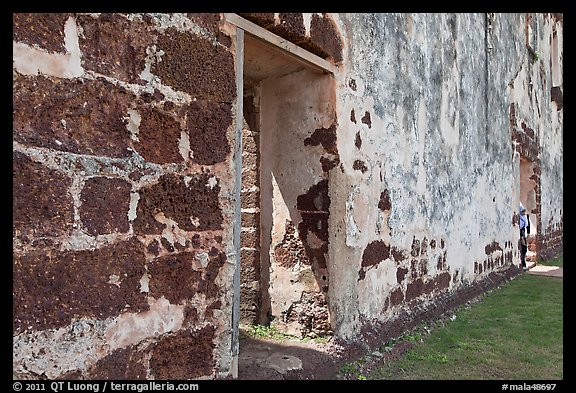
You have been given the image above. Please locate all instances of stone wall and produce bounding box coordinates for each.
[13,13,240,379]
[13,12,563,379]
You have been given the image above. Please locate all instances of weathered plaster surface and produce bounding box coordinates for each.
[13,12,562,378]
[327,13,562,338]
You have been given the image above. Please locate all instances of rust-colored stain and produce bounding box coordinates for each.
[80,177,131,236]
[150,326,215,379]
[153,28,236,103]
[148,252,203,304]
[77,14,153,84]
[13,238,149,334]
[88,346,147,380]
[13,151,74,239]
[13,13,68,53]
[359,240,390,280]
[133,173,223,234]
[361,111,372,128]
[378,189,391,212]
[355,131,362,149]
[13,74,134,157]
[353,160,367,173]
[269,13,306,44]
[302,13,343,63]
[304,124,338,155]
[134,106,184,164]
[186,100,232,165]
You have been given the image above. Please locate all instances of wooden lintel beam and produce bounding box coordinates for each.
[223,13,338,75]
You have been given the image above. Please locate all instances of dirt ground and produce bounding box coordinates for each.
[236,264,563,380]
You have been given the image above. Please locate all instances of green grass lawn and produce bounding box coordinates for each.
[367,257,563,380]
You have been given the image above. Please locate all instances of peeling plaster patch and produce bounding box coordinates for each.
[126,109,141,142]
[13,16,83,78]
[178,129,191,161]
[345,186,374,247]
[196,252,209,268]
[302,13,313,36]
[154,212,189,248]
[63,16,83,69]
[105,297,185,351]
[139,45,159,82]
[60,229,98,251]
[207,176,218,189]
[140,272,150,293]
[108,274,121,287]
[190,216,200,227]
[345,200,360,247]
[359,240,390,280]
[128,192,140,222]
[136,45,190,107]
[13,319,109,379]
[358,259,396,318]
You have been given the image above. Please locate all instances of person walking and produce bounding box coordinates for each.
[519,204,529,271]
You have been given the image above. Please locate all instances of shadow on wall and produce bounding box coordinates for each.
[253,68,337,339]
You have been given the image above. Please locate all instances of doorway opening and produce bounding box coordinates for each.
[519,155,538,262]
[238,31,337,340]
